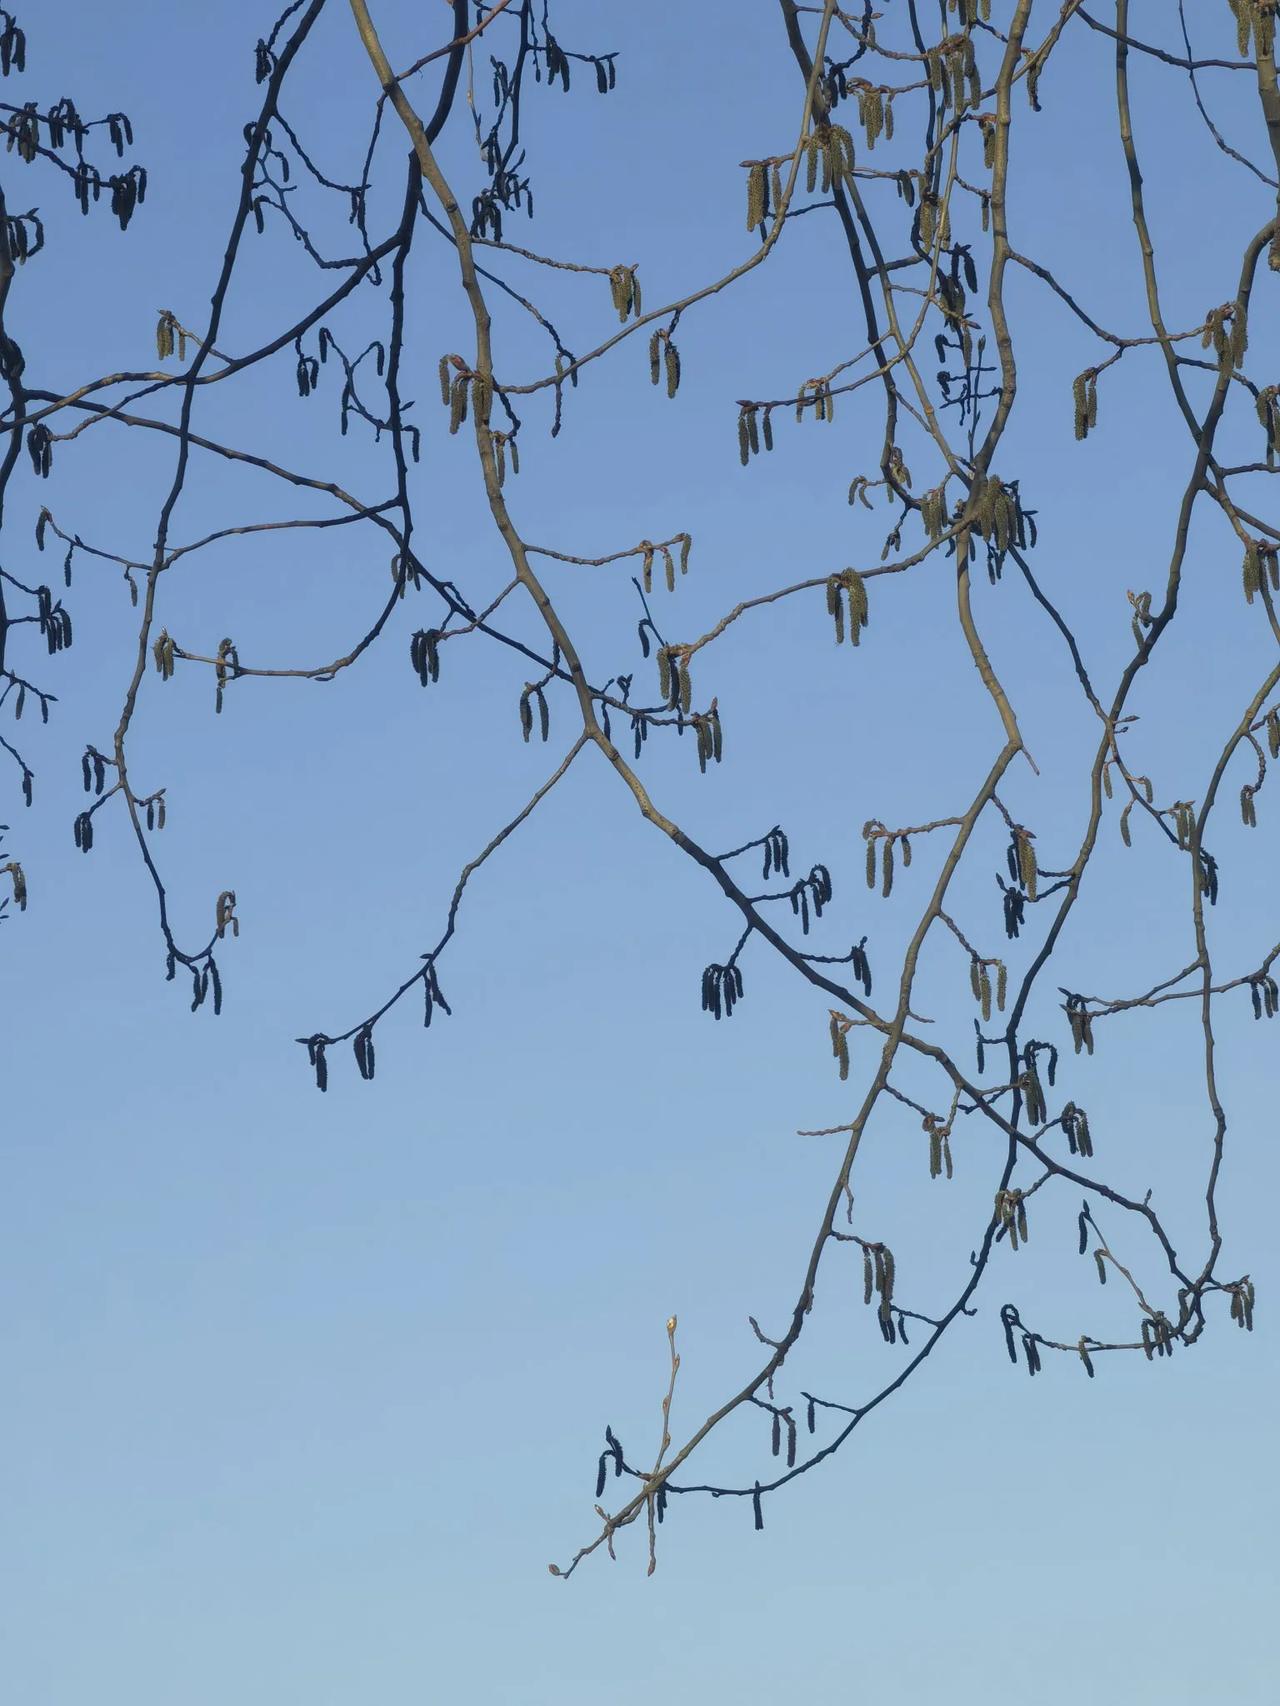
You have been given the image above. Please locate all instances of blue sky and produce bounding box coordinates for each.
[2,3,1277,1701]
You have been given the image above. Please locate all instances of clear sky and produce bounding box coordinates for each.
[2,3,1277,1702]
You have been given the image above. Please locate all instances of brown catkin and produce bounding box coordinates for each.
[664,340,680,398]
[1244,540,1262,604]
[609,264,631,320]
[831,1017,850,1081]
[1258,385,1280,454]
[746,163,766,230]
[827,574,845,645]
[1017,830,1037,898]
[1228,0,1248,55]
[1231,302,1248,368]
[449,373,469,434]
[845,570,868,643]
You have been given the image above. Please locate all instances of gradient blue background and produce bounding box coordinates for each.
[2,4,1277,1701]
